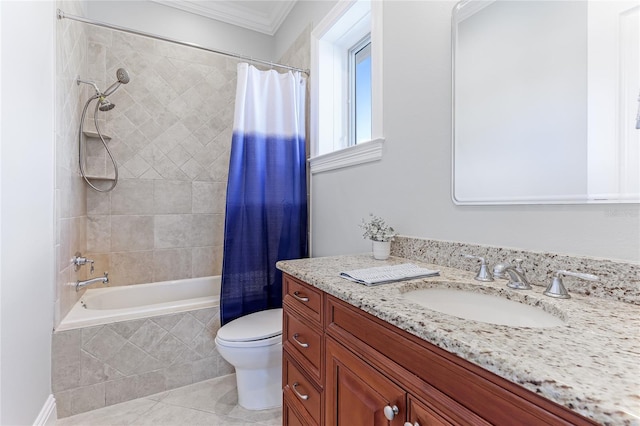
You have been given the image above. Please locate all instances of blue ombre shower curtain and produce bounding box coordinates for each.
[220,63,308,325]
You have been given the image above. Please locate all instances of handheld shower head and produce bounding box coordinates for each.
[103,68,131,97]
[116,68,130,84]
[98,97,115,111]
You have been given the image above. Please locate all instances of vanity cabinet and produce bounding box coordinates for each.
[282,274,325,425]
[282,273,597,426]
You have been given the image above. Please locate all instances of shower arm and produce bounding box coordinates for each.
[76,77,102,97]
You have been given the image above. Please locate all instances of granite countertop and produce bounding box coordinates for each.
[277,254,640,426]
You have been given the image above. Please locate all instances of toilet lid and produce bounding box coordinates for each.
[217,308,283,342]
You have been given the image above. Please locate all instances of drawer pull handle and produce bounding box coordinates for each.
[404,423,419,426]
[383,405,399,420]
[292,382,309,401]
[292,291,309,302]
[292,333,309,348]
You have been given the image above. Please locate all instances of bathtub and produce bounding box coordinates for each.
[53,275,233,417]
[56,275,220,332]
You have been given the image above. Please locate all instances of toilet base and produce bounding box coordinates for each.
[236,365,282,410]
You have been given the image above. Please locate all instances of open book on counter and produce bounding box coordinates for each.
[340,263,440,286]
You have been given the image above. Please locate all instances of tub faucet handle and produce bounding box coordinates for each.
[461,254,494,282]
[73,252,94,274]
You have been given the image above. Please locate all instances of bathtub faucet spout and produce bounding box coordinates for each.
[76,272,109,292]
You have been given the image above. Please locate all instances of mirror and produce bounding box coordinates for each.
[452,0,640,204]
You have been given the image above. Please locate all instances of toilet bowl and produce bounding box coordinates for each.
[215,308,283,410]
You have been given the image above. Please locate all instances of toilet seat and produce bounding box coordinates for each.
[216,308,283,348]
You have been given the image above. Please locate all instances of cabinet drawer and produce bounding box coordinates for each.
[284,390,317,426]
[283,274,323,324]
[284,354,322,425]
[284,309,323,382]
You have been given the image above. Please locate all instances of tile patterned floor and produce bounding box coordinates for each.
[56,374,282,426]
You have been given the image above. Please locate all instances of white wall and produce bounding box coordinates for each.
[273,0,337,61]
[84,0,275,62]
[0,1,56,424]
[306,1,640,262]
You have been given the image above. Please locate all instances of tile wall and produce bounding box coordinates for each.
[53,306,231,417]
[55,0,90,326]
[82,27,238,290]
[278,25,312,72]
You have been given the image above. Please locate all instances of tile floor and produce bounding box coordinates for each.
[56,374,282,426]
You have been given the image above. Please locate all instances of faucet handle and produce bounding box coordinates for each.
[544,270,599,299]
[73,252,95,274]
[461,254,494,282]
[513,258,525,272]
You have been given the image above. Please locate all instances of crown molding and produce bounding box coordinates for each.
[152,0,296,36]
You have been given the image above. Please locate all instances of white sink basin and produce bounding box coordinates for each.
[402,288,565,328]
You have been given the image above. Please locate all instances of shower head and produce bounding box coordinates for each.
[98,97,115,111]
[103,68,131,97]
[116,68,130,84]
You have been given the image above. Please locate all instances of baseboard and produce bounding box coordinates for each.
[33,394,56,426]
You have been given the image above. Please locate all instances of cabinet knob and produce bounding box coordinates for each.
[383,405,399,420]
[292,291,309,302]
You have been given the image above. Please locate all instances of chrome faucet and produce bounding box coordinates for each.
[493,260,532,290]
[544,270,599,299]
[76,272,109,292]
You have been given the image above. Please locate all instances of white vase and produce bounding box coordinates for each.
[372,240,391,260]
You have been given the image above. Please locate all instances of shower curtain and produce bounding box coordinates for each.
[220,63,308,325]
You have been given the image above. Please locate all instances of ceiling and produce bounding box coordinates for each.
[153,0,298,36]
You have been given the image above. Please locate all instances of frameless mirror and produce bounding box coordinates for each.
[452,0,640,204]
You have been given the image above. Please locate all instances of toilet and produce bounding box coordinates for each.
[215,308,283,410]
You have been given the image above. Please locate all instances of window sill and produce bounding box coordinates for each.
[309,138,384,174]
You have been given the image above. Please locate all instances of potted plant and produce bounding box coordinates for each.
[360,214,397,260]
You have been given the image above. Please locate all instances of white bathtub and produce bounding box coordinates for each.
[56,276,220,331]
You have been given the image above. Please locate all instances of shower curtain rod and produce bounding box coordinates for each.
[56,9,310,75]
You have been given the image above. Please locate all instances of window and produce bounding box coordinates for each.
[350,36,372,145]
[310,0,384,173]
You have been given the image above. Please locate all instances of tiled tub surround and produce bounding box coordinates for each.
[82,25,237,290]
[53,306,232,418]
[392,236,640,304]
[277,255,640,425]
[57,22,313,324]
[55,0,90,328]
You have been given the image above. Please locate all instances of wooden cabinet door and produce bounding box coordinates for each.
[326,337,406,426]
